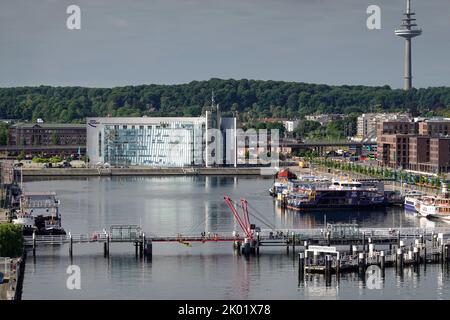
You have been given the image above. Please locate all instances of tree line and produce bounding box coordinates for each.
[0,79,449,125]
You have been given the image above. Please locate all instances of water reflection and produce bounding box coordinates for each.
[20,177,450,299]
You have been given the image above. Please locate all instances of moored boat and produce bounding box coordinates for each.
[416,184,450,221]
[403,190,425,212]
[284,178,387,211]
[14,191,66,235]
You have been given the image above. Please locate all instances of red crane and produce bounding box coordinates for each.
[224,196,253,240]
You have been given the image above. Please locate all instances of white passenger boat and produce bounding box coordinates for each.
[403,190,425,212]
[416,184,450,221]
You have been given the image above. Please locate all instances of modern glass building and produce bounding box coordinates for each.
[86,114,237,167]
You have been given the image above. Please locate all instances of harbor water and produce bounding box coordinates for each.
[21,176,450,299]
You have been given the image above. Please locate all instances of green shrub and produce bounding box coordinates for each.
[0,223,24,257]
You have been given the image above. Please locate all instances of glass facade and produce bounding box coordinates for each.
[101,121,205,167]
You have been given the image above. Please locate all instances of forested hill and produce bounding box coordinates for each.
[0,79,450,123]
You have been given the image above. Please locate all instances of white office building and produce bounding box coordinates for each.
[86,112,237,167]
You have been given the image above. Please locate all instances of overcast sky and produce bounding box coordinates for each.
[0,0,449,88]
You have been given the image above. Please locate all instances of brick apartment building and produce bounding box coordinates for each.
[377,118,450,173]
[7,123,86,157]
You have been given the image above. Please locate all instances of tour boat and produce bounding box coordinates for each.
[284,178,386,211]
[403,190,425,212]
[416,184,450,221]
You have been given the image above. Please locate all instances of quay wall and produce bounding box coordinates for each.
[20,167,273,177]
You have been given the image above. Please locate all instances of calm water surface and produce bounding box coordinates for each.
[21,176,450,299]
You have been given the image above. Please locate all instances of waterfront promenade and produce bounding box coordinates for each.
[20,167,273,177]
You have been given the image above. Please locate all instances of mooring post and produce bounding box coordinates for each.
[358,253,365,274]
[369,243,375,258]
[398,231,401,247]
[32,231,36,256]
[106,233,110,257]
[69,232,73,258]
[438,233,444,247]
[292,233,296,254]
[313,250,319,265]
[139,239,144,258]
[135,242,138,258]
[396,248,404,270]
[243,238,251,255]
[143,234,152,259]
[408,249,413,263]
[362,232,366,254]
[352,245,358,257]
[413,247,419,265]
[256,233,260,256]
[298,252,305,282]
[380,251,385,271]
[325,255,332,284]
[336,255,341,276]
[423,245,427,265]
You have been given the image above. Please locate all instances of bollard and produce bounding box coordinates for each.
[413,247,419,265]
[298,252,305,282]
[256,233,261,255]
[106,234,110,257]
[380,251,385,271]
[327,232,331,247]
[135,242,138,257]
[304,241,309,251]
[69,233,73,258]
[423,246,427,265]
[144,239,152,259]
[292,233,296,253]
[139,240,143,258]
[362,232,366,254]
[358,253,365,274]
[438,233,444,247]
[103,242,107,257]
[415,239,420,247]
[325,255,332,285]
[325,255,332,273]
[369,244,375,258]
[243,238,251,255]
[313,251,319,265]
[336,256,341,275]
[396,248,404,270]
[32,231,36,256]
